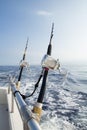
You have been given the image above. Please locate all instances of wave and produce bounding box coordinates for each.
[0,65,87,130]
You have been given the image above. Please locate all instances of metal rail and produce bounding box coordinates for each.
[9,82,42,130]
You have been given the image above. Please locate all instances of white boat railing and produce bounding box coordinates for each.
[9,82,42,130]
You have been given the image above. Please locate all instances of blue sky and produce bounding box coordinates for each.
[0,0,87,65]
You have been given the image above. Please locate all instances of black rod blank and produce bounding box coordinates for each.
[18,38,28,82]
[37,23,54,103]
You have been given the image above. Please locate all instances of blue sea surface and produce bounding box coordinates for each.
[0,64,87,130]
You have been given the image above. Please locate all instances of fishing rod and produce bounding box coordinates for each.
[32,23,60,122]
[16,38,29,89]
[37,23,54,103]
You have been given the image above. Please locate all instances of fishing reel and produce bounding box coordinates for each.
[19,60,29,67]
[41,54,60,70]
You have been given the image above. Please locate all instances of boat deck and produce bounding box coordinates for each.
[0,105,10,130]
[0,88,10,130]
[0,87,23,130]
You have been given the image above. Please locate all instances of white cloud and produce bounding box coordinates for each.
[36,10,53,16]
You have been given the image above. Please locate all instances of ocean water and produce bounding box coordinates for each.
[0,64,87,130]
